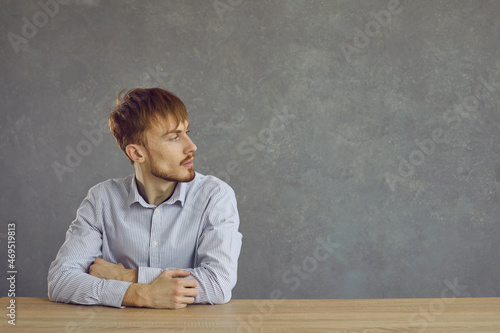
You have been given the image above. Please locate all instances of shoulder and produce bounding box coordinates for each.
[86,174,134,199]
[188,172,236,200]
[188,173,239,223]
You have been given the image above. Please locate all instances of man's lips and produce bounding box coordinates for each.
[182,158,194,167]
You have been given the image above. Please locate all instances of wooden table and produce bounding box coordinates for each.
[0,297,499,332]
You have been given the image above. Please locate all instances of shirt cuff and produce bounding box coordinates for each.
[138,267,164,284]
[101,279,133,308]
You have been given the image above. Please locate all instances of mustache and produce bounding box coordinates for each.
[180,153,195,165]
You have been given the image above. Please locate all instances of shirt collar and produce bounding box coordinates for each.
[127,174,188,208]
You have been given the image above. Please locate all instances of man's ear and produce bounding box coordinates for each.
[126,144,146,163]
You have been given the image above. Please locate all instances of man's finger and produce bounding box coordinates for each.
[163,269,191,278]
[181,278,198,288]
[181,288,199,298]
[179,296,196,304]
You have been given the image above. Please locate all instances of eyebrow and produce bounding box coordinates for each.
[162,125,190,136]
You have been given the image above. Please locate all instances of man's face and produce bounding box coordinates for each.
[143,115,197,183]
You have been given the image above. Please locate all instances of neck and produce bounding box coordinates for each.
[134,164,177,206]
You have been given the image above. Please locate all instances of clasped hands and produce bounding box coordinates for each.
[89,258,199,309]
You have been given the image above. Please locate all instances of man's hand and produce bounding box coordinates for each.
[89,258,138,283]
[122,269,199,309]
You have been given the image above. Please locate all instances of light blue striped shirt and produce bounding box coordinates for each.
[48,172,242,308]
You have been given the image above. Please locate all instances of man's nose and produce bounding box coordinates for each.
[185,136,197,154]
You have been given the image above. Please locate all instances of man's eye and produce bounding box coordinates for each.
[170,135,180,141]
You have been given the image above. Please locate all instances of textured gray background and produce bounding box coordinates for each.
[1,0,499,301]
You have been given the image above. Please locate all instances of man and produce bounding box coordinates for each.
[48,88,242,309]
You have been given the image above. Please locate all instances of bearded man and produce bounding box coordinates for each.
[48,88,242,309]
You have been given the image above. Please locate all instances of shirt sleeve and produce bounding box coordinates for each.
[47,185,132,308]
[137,267,164,284]
[184,184,243,304]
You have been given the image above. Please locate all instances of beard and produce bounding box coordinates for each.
[149,154,196,183]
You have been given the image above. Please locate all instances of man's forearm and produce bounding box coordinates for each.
[123,268,138,283]
[122,283,149,307]
[89,258,138,283]
[48,263,133,308]
[90,261,233,305]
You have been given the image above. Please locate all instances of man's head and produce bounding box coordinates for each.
[109,88,197,182]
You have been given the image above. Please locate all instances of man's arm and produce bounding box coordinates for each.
[50,183,204,309]
[122,269,198,309]
[89,258,137,282]
[47,186,133,308]
[88,259,199,309]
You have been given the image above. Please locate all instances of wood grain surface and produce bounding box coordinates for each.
[0,297,499,332]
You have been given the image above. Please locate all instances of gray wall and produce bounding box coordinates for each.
[1,0,499,301]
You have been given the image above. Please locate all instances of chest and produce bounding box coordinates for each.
[100,204,205,268]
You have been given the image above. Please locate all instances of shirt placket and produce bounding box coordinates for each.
[150,207,161,267]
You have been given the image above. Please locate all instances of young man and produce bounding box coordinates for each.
[48,88,242,309]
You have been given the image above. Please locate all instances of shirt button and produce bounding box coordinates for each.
[152,241,158,246]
